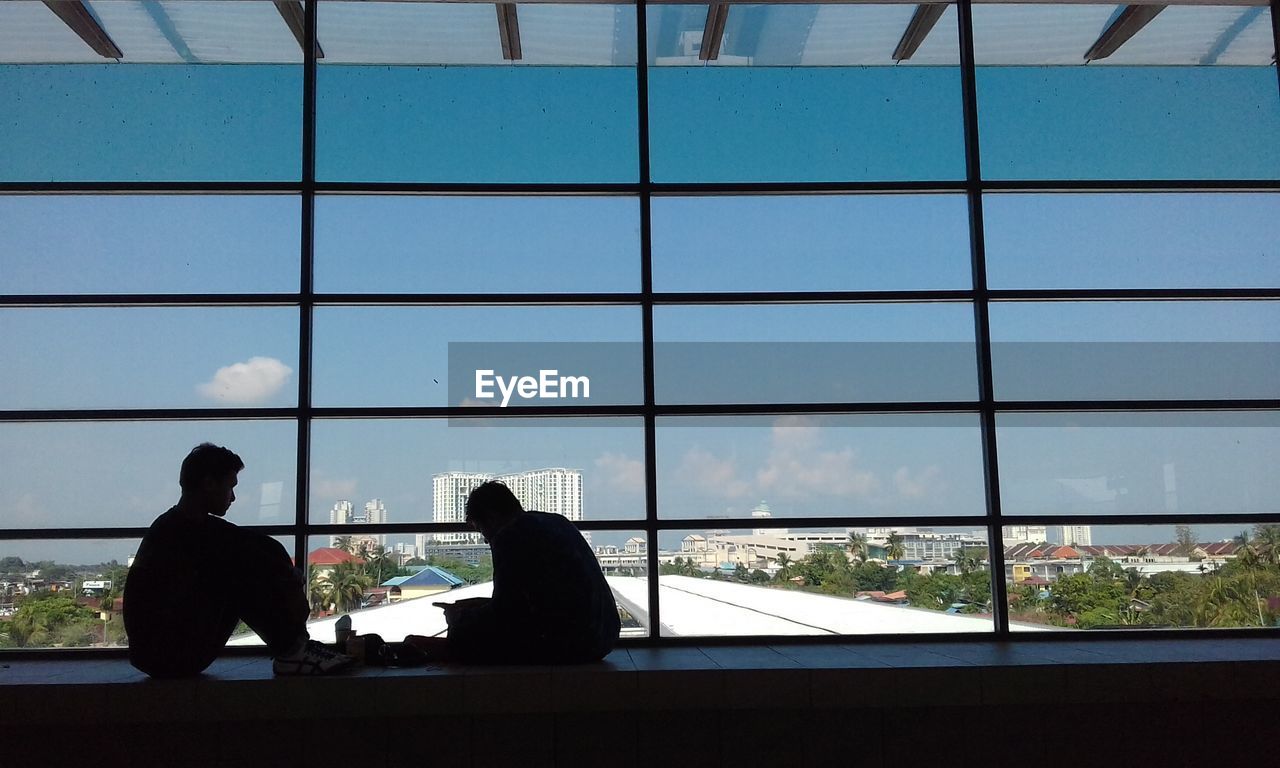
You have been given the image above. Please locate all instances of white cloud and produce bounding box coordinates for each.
[893,465,942,499]
[197,356,292,405]
[677,447,752,499]
[756,417,879,500]
[11,493,45,526]
[594,452,645,494]
[314,476,358,499]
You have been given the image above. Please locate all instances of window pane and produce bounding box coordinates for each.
[312,306,642,407]
[0,307,299,410]
[989,301,1280,401]
[0,420,297,529]
[984,193,1280,290]
[653,304,978,404]
[652,195,972,292]
[0,195,300,295]
[309,417,645,524]
[227,533,649,643]
[0,0,302,181]
[314,196,639,293]
[657,414,987,519]
[996,411,1280,517]
[316,2,638,182]
[974,5,1280,180]
[654,526,997,636]
[0,538,139,648]
[1004,522,1280,631]
[647,4,965,182]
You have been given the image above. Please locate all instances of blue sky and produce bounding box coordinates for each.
[3,188,1279,562]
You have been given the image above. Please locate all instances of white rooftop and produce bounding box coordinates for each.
[231,573,1048,645]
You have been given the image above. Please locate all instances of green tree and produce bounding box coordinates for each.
[954,548,986,576]
[885,533,906,561]
[1174,524,1197,554]
[333,536,355,554]
[1252,525,1280,566]
[1,593,96,648]
[322,561,373,613]
[358,544,406,586]
[846,533,868,564]
[774,553,793,581]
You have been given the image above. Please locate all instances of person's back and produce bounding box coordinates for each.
[442,481,621,664]
[488,510,621,662]
[125,506,233,675]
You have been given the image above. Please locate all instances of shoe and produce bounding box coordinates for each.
[273,639,356,676]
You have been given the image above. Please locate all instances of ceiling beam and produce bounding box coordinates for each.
[892,4,947,62]
[496,3,522,61]
[274,1,324,59]
[1084,5,1167,61]
[42,1,122,59]
[699,4,729,61]
[322,0,1255,6]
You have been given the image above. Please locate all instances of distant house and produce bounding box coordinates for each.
[308,547,366,578]
[381,566,465,602]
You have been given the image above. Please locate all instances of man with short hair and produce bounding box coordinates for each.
[124,443,353,677]
[429,480,621,663]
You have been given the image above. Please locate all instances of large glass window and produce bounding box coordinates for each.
[973,4,1280,179]
[315,1,638,182]
[646,4,965,182]
[0,0,303,182]
[3,0,1278,652]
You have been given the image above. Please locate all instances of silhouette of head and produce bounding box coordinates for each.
[179,443,244,517]
[465,481,524,542]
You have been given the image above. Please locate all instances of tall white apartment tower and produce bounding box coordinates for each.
[329,500,354,547]
[1055,525,1093,546]
[1002,525,1049,544]
[427,472,492,547]
[364,498,388,546]
[498,468,583,522]
[426,469,585,550]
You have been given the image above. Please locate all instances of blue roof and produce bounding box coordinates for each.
[381,566,465,589]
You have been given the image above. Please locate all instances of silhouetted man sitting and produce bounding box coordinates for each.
[420,481,620,664]
[124,443,353,677]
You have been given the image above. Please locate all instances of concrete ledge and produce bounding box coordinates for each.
[3,639,1279,767]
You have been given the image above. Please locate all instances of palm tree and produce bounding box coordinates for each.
[846,532,868,564]
[886,533,906,562]
[954,548,983,576]
[1252,525,1280,566]
[333,535,355,554]
[322,561,372,613]
[307,568,331,614]
[1234,530,1261,571]
[775,552,792,581]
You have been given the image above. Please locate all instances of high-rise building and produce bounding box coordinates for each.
[1002,525,1048,544]
[364,498,388,546]
[329,498,390,549]
[329,500,354,546]
[427,468,584,548]
[1054,525,1093,546]
[426,472,492,548]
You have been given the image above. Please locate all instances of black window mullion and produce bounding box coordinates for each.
[957,0,1010,636]
[636,0,662,645]
[294,0,319,571]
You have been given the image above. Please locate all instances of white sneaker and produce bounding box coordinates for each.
[272,639,356,676]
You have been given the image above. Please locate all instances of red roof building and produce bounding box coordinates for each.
[308,547,366,567]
